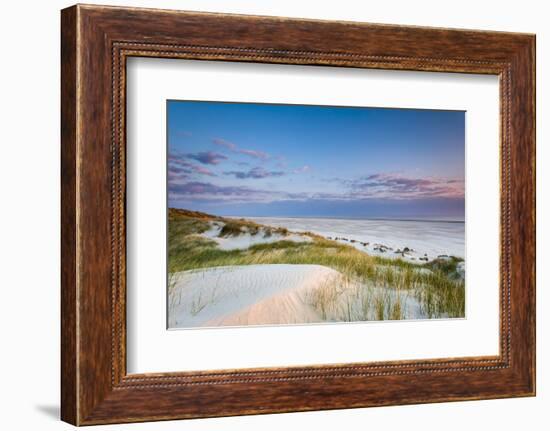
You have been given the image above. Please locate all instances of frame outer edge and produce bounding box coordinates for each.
[61,4,536,424]
[61,5,79,426]
[531,34,536,396]
[506,35,536,396]
[526,35,536,396]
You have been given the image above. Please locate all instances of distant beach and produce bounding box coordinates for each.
[245,216,465,263]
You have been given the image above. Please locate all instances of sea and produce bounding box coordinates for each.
[244,216,465,261]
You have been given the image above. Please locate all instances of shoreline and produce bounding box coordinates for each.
[244,216,466,224]
[204,214,465,224]
[240,216,464,262]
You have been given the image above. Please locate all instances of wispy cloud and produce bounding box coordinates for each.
[169,181,283,204]
[170,181,253,196]
[168,153,216,178]
[239,148,270,160]
[224,167,285,179]
[212,138,236,151]
[293,165,310,174]
[349,173,464,199]
[185,151,228,165]
[213,138,270,160]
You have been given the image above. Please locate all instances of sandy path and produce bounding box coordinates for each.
[168,264,341,328]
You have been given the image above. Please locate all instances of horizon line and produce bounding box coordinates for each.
[225,214,465,224]
[168,207,464,224]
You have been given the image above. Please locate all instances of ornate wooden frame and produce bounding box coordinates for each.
[61,4,536,425]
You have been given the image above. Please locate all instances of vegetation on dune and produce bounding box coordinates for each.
[168,207,218,221]
[167,208,465,319]
[218,218,289,237]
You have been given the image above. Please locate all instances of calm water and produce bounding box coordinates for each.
[246,216,465,260]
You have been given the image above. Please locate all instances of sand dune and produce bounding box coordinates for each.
[168,264,342,328]
[168,264,424,328]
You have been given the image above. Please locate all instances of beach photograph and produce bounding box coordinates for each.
[167,100,465,329]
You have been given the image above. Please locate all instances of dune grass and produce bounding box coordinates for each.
[168,210,465,320]
[302,274,409,321]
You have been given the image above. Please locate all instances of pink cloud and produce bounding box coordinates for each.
[350,173,464,199]
[168,153,216,177]
[224,167,285,179]
[185,151,227,165]
[212,138,271,160]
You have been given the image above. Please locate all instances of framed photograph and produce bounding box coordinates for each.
[165,101,467,329]
[61,4,536,425]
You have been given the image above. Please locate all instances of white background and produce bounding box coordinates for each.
[127,59,500,373]
[0,0,546,430]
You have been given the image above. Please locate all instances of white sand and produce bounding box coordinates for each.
[200,221,311,251]
[168,264,424,329]
[168,264,337,328]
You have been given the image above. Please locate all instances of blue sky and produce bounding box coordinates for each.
[167,100,465,220]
